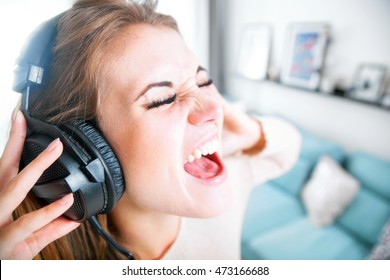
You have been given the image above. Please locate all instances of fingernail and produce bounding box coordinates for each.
[46,138,61,151]
[12,107,19,122]
[59,193,73,205]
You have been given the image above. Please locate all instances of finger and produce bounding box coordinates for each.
[0,138,63,226]
[0,194,79,259]
[0,193,74,253]
[22,216,80,259]
[0,110,27,187]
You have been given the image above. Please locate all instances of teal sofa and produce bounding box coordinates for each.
[241,129,390,260]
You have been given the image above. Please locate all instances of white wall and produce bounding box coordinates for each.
[224,0,390,160]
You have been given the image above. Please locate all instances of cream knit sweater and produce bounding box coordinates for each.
[163,116,302,259]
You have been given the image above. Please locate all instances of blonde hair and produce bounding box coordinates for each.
[13,0,178,259]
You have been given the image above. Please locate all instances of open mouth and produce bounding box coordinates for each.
[183,138,225,180]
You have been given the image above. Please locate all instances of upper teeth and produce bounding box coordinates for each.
[186,138,219,163]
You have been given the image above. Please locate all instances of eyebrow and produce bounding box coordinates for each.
[135,65,208,101]
[197,65,208,73]
[135,81,173,101]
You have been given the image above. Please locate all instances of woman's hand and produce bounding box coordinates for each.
[0,109,79,259]
[219,97,263,156]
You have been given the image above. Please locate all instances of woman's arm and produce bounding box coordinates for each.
[221,100,301,187]
[244,116,301,184]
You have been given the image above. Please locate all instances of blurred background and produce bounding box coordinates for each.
[217,0,390,161]
[1,0,389,159]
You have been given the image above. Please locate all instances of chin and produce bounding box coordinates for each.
[181,171,232,218]
[190,189,233,218]
[176,149,231,218]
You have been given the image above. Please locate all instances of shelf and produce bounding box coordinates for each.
[274,81,389,111]
[235,76,390,112]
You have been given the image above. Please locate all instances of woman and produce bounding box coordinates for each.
[0,0,300,260]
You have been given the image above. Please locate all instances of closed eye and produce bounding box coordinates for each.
[147,93,177,109]
[198,79,213,88]
[146,78,212,109]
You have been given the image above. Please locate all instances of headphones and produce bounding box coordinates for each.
[13,13,134,259]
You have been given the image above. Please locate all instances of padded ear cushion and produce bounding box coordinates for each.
[62,120,125,213]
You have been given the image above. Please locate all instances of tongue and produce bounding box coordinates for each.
[184,155,220,179]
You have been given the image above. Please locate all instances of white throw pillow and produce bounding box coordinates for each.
[301,156,360,227]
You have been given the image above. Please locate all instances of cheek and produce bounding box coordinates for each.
[113,113,185,193]
[130,114,182,158]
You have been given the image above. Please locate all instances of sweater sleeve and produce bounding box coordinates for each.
[242,116,302,188]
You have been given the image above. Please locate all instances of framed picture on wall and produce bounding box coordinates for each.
[236,23,272,80]
[349,64,387,103]
[280,23,330,91]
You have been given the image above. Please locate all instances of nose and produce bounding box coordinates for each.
[188,91,223,126]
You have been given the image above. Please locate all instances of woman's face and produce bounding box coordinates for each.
[98,24,231,218]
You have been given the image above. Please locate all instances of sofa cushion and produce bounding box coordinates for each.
[346,151,390,200]
[242,182,304,244]
[336,188,390,246]
[243,217,370,260]
[301,156,360,227]
[299,129,345,165]
[271,157,312,196]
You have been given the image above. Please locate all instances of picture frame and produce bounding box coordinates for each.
[236,23,272,80]
[280,23,330,91]
[349,64,387,103]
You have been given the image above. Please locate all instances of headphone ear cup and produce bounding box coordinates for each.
[64,120,125,213]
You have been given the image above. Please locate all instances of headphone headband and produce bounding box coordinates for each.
[13,13,64,95]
